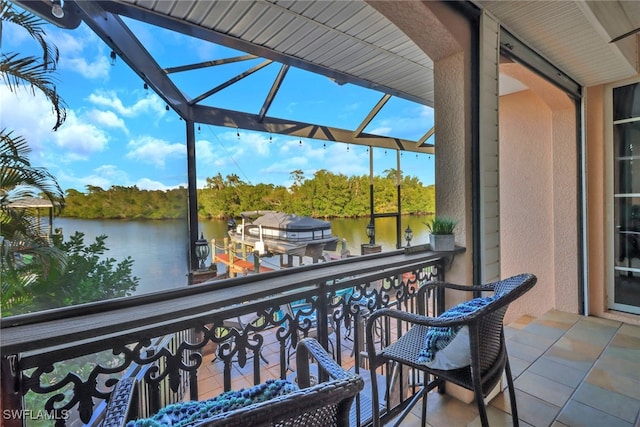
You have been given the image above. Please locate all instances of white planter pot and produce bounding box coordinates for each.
[429,233,455,251]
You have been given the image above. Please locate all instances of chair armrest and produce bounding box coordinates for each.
[366,307,477,331]
[420,275,534,298]
[418,280,494,298]
[417,281,497,314]
[295,337,354,387]
[102,377,138,427]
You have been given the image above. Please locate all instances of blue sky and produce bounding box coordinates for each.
[1,10,435,193]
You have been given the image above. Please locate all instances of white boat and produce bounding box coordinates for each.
[228,211,339,259]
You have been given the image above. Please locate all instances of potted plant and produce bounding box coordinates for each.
[425,216,457,251]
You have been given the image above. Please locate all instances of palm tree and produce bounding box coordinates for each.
[1,0,67,311]
[0,130,65,238]
[1,0,67,130]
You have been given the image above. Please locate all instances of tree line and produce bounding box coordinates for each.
[61,169,435,220]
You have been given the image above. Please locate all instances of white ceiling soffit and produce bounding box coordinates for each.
[108,0,435,108]
[479,0,640,87]
[499,74,528,96]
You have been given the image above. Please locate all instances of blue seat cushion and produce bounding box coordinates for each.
[417,296,495,369]
[126,379,299,427]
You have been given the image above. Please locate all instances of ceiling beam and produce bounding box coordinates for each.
[61,1,435,155]
[259,64,290,123]
[96,0,427,105]
[418,127,435,147]
[192,105,434,155]
[189,60,273,105]
[13,0,81,29]
[73,0,190,117]
[354,94,391,137]
[164,54,258,75]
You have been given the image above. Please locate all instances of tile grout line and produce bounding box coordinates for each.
[551,318,631,425]
[506,313,582,425]
[508,313,580,382]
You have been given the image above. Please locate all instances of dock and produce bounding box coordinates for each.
[211,238,276,277]
[214,253,274,275]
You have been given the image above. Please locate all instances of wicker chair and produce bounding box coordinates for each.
[103,337,364,427]
[365,273,537,427]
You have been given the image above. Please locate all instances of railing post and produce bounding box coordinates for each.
[1,355,23,427]
[436,258,446,315]
[144,348,161,414]
[189,371,198,401]
[316,281,329,383]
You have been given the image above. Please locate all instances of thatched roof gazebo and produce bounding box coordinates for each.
[7,197,61,238]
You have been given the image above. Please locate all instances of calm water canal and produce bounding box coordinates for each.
[55,215,433,295]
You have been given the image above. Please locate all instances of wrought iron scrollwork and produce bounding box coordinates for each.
[14,257,444,425]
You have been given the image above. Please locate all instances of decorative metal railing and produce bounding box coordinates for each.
[1,249,458,426]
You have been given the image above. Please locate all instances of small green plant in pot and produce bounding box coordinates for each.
[425,216,457,251]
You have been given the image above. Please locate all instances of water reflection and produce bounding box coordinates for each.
[55,215,433,295]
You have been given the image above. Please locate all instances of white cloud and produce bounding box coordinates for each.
[196,129,273,173]
[261,140,312,176]
[0,85,108,161]
[278,138,304,155]
[65,56,111,80]
[193,38,219,62]
[53,27,111,80]
[92,164,130,182]
[0,86,59,155]
[420,105,435,120]
[260,160,306,181]
[85,109,128,133]
[238,131,272,156]
[52,111,110,160]
[368,105,435,139]
[88,91,166,118]
[135,177,178,191]
[324,143,369,177]
[52,30,85,55]
[195,139,216,165]
[2,20,30,45]
[343,102,361,112]
[256,137,370,184]
[57,165,130,191]
[368,126,393,136]
[57,165,185,192]
[126,136,185,168]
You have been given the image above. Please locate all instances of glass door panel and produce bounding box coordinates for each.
[612,82,640,314]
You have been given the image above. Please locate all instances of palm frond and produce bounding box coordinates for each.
[0,129,65,214]
[0,129,30,158]
[1,0,59,69]
[0,53,67,130]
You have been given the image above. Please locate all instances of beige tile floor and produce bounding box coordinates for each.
[197,310,640,427]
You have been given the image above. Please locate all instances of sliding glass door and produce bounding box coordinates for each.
[612,80,640,315]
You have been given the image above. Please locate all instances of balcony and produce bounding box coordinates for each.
[2,249,638,426]
[0,249,449,425]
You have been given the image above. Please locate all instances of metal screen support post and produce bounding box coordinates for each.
[1,355,23,427]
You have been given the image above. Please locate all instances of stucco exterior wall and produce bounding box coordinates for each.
[585,85,608,318]
[433,51,474,303]
[551,108,580,313]
[498,61,580,323]
[499,90,556,321]
[371,1,475,297]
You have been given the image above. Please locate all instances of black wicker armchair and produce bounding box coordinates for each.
[102,337,364,427]
[365,273,537,427]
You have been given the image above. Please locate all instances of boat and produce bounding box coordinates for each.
[227,211,340,260]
